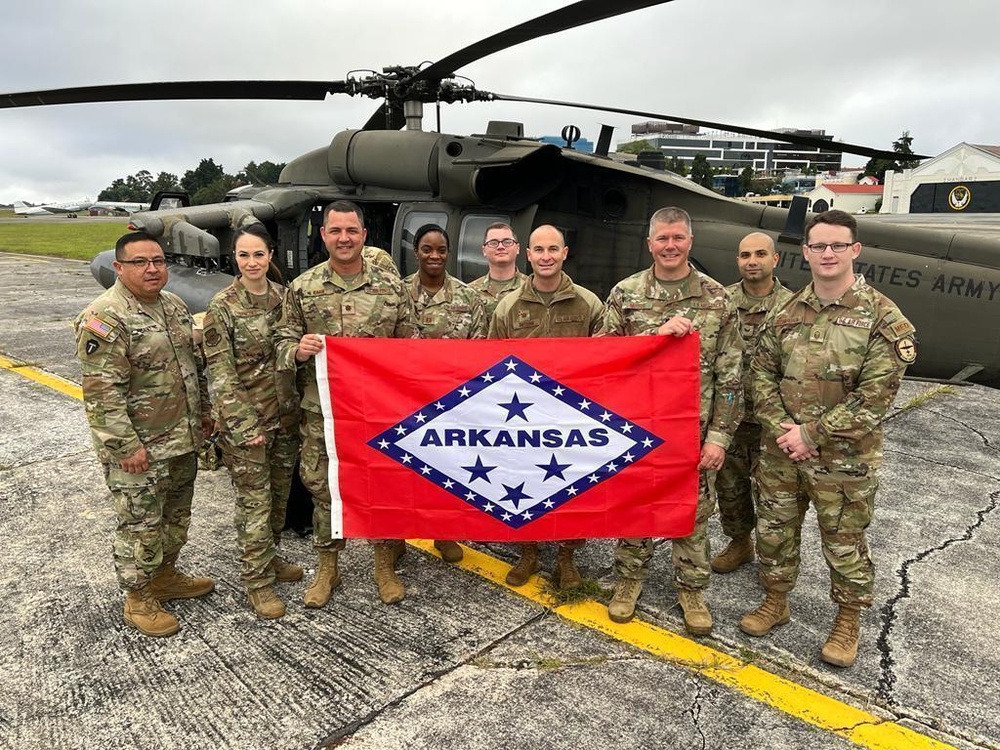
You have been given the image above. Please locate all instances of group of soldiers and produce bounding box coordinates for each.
[75,199,916,669]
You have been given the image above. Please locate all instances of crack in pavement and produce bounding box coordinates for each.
[682,677,708,750]
[314,609,550,748]
[877,403,1000,710]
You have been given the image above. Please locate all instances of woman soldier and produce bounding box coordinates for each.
[404,223,487,564]
[202,224,302,618]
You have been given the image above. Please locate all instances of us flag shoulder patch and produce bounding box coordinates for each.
[85,317,115,340]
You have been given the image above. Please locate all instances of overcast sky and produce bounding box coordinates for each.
[1,0,995,203]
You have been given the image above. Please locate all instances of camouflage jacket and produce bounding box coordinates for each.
[488,272,603,339]
[726,278,794,424]
[363,246,400,278]
[597,265,744,449]
[751,274,916,462]
[202,278,300,446]
[468,270,529,321]
[75,279,208,464]
[275,256,419,413]
[403,272,487,339]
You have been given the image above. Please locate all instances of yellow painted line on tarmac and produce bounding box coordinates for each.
[410,539,957,750]
[5,359,955,750]
[0,354,82,400]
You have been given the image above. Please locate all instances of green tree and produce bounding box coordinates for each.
[181,158,226,196]
[192,174,238,205]
[617,139,652,155]
[666,156,687,176]
[690,153,714,189]
[739,166,755,195]
[238,160,286,185]
[863,131,919,182]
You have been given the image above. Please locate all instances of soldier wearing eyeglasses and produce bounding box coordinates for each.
[468,222,528,320]
[741,210,917,668]
[75,231,214,638]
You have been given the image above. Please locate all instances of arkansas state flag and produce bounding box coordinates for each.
[316,335,701,541]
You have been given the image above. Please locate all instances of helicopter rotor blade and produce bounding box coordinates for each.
[361,101,406,131]
[490,93,932,161]
[407,0,673,86]
[0,80,351,109]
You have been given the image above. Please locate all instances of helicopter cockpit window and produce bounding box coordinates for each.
[400,210,449,278]
[457,214,512,283]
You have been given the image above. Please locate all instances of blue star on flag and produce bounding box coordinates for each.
[536,453,571,481]
[498,392,533,421]
[462,455,497,483]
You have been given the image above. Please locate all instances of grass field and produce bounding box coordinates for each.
[0,218,128,261]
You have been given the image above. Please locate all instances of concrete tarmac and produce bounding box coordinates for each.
[0,254,997,750]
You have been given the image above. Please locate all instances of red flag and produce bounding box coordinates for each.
[316,335,701,541]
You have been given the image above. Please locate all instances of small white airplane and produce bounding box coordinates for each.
[13,199,92,217]
[91,200,150,214]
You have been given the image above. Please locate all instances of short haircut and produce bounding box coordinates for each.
[322,200,365,226]
[233,222,274,251]
[528,224,565,247]
[115,230,161,260]
[805,209,857,243]
[483,221,517,244]
[648,207,693,236]
[413,223,450,251]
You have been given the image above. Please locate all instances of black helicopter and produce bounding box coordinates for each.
[3,0,998,386]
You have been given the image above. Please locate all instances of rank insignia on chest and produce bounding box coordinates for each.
[516,309,531,322]
[343,301,356,315]
[204,329,221,348]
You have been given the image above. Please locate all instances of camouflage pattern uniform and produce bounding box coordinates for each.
[75,279,209,591]
[203,278,301,590]
[489,272,604,550]
[274,256,419,549]
[715,278,793,540]
[488,272,603,339]
[598,265,744,591]
[468,270,529,321]
[751,275,915,606]
[363,246,400,278]
[404,272,487,339]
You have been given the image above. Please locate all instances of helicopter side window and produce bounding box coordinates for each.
[457,214,513,283]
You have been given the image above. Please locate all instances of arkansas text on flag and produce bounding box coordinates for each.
[316,335,701,541]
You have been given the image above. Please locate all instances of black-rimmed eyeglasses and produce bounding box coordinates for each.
[483,238,517,248]
[805,242,853,254]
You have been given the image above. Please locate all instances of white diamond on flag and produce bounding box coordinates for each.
[368,355,663,529]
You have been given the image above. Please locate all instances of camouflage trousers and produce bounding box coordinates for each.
[615,471,715,590]
[715,422,762,540]
[755,446,877,606]
[220,427,299,589]
[104,452,197,591]
[300,409,394,550]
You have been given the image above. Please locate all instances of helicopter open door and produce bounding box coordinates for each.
[394,203,536,281]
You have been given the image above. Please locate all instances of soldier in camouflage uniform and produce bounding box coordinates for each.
[597,207,743,636]
[203,224,302,620]
[712,232,792,575]
[75,231,214,638]
[742,210,916,668]
[403,224,487,565]
[489,224,604,590]
[468,222,529,320]
[275,200,419,607]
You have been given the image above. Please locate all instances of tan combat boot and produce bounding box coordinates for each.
[271,555,304,583]
[739,591,790,637]
[303,550,341,609]
[678,588,713,635]
[248,585,286,619]
[149,561,215,602]
[374,543,405,604]
[608,578,643,623]
[555,546,583,590]
[821,604,862,667]
[124,588,179,638]
[505,544,540,586]
[710,535,755,574]
[433,540,464,563]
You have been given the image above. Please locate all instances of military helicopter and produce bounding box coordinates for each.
[3,0,998,386]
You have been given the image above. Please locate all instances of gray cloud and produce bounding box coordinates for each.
[2,0,996,202]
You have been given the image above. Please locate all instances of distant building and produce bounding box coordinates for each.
[881,143,1000,213]
[807,183,883,214]
[620,122,842,172]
